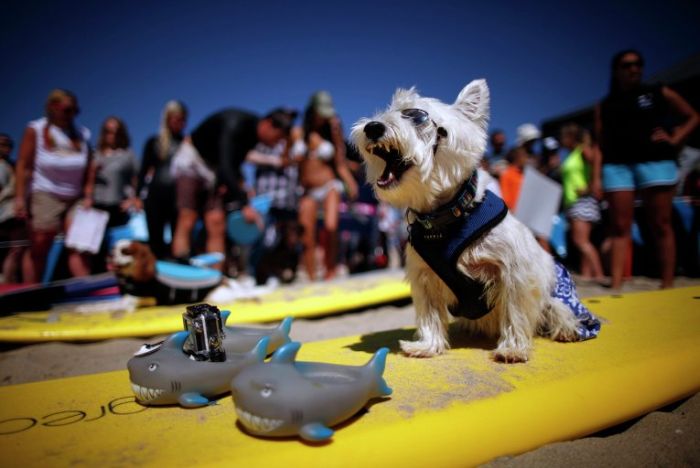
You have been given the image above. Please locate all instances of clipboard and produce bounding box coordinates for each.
[65,206,109,253]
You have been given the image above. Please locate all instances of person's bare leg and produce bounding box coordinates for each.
[641,185,676,289]
[21,248,34,283]
[323,189,341,279]
[606,190,635,290]
[204,208,226,271]
[29,230,55,284]
[2,247,21,283]
[571,219,605,281]
[63,214,91,277]
[172,208,198,259]
[67,249,91,277]
[298,196,318,280]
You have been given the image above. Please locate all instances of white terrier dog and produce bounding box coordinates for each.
[351,80,599,362]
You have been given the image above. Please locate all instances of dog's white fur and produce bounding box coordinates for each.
[351,80,579,362]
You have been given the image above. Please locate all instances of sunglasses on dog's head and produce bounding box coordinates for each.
[401,108,447,138]
[401,108,430,126]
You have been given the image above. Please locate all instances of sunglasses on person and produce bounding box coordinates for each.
[59,105,80,116]
[619,59,644,70]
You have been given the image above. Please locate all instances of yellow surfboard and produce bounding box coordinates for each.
[0,269,410,343]
[1,287,698,467]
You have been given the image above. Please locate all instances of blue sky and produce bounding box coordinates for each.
[2,0,699,159]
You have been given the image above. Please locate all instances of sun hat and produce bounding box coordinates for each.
[309,91,336,118]
[516,123,541,146]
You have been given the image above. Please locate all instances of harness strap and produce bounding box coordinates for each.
[409,190,508,319]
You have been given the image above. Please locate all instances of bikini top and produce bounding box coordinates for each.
[311,140,334,161]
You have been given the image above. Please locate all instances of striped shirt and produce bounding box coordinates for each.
[249,142,300,213]
[29,117,90,199]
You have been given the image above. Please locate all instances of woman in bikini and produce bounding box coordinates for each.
[296,91,358,280]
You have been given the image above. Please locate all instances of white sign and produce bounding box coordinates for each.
[514,166,562,239]
[65,206,109,253]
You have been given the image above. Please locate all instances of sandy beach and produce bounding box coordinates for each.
[1,274,698,465]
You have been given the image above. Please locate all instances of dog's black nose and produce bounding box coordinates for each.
[364,121,386,140]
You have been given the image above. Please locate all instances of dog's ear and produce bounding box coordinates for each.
[391,87,419,107]
[454,79,489,128]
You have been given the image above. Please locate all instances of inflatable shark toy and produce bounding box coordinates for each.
[128,314,292,407]
[230,342,392,441]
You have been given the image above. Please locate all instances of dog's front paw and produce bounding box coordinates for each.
[492,347,529,363]
[399,339,446,358]
[550,327,579,343]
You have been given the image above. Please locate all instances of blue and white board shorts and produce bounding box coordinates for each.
[552,262,601,340]
[602,161,678,192]
[566,196,601,223]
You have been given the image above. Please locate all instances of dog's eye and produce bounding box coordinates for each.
[401,108,430,126]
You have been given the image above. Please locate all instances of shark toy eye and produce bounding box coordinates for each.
[401,108,430,127]
[148,363,159,372]
[260,385,273,398]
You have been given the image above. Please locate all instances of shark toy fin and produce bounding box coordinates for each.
[221,310,231,324]
[166,331,190,350]
[366,347,389,375]
[366,347,392,396]
[377,378,393,397]
[178,393,211,408]
[270,341,301,364]
[250,336,270,361]
[300,422,334,441]
[278,316,293,340]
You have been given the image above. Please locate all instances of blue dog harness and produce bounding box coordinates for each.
[409,172,507,319]
[409,172,600,340]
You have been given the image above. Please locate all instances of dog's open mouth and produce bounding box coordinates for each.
[367,143,413,189]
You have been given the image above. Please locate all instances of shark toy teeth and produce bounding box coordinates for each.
[230,342,392,442]
[127,309,293,408]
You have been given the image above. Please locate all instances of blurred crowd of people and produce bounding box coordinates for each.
[482,49,699,290]
[1,49,698,291]
[0,88,399,287]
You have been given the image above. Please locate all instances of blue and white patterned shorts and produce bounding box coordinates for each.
[552,262,601,340]
[566,196,601,224]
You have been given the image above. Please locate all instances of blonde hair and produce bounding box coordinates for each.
[43,89,81,150]
[158,100,187,160]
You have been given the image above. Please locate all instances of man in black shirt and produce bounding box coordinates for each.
[170,107,296,265]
